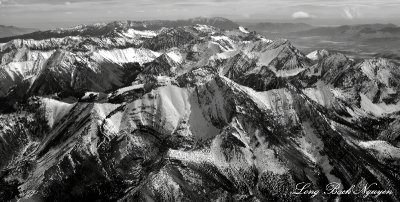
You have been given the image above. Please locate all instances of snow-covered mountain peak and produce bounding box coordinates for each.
[306,49,329,60]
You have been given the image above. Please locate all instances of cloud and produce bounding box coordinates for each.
[344,8,353,19]
[343,6,361,19]
[291,11,314,19]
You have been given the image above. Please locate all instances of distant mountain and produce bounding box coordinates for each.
[289,23,399,39]
[181,17,239,30]
[358,26,400,39]
[0,17,238,43]
[247,23,400,59]
[0,25,36,38]
[246,22,313,33]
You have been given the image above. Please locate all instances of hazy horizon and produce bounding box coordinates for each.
[0,0,399,30]
[1,17,400,31]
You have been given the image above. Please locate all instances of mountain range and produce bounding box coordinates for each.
[0,17,238,43]
[244,22,400,39]
[288,23,400,40]
[243,22,400,60]
[0,18,400,202]
[245,22,314,34]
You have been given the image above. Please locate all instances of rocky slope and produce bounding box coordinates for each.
[0,21,400,202]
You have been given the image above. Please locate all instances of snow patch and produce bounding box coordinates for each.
[81,92,99,100]
[194,24,216,33]
[238,26,250,34]
[92,48,160,65]
[360,93,400,116]
[120,29,157,38]
[110,84,145,98]
[302,85,334,107]
[274,68,306,77]
[121,85,191,134]
[166,51,184,64]
[260,38,273,43]
[358,140,400,160]
[210,35,235,51]
[256,45,283,67]
[306,49,329,61]
[41,98,74,128]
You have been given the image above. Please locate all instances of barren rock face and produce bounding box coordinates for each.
[0,22,400,202]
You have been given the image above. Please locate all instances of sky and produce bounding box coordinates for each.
[0,0,400,29]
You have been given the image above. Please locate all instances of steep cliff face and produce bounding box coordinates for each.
[0,22,399,202]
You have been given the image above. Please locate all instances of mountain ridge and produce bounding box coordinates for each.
[0,17,238,43]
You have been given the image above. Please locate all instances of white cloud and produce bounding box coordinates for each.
[344,7,353,19]
[343,6,361,19]
[292,11,314,19]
